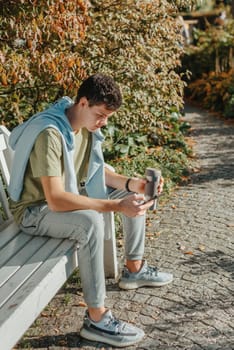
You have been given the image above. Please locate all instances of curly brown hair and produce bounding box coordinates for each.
[75,73,122,110]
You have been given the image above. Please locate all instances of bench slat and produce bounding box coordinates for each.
[0,236,62,308]
[0,135,10,187]
[0,235,49,293]
[0,221,21,249]
[0,239,77,350]
[0,175,11,220]
[0,232,32,269]
[0,134,6,151]
[103,212,118,278]
[0,126,13,174]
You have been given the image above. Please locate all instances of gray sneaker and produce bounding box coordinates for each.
[80,309,145,347]
[119,260,173,290]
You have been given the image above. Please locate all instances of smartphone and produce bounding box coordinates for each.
[142,194,158,205]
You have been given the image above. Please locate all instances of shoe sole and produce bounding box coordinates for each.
[119,277,173,290]
[80,327,145,347]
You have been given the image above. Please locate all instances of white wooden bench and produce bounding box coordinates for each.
[0,125,118,350]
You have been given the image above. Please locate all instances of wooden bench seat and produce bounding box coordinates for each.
[0,125,118,350]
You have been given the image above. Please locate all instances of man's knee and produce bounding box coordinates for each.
[77,210,105,243]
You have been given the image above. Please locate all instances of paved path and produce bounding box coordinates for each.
[17,106,234,350]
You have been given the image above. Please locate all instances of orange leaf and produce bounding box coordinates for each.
[146,233,154,237]
[181,176,189,182]
[78,301,87,307]
[55,72,62,81]
[1,73,8,86]
[26,39,33,49]
[59,3,65,13]
[12,72,18,84]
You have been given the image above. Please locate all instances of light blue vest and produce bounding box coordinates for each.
[9,97,108,201]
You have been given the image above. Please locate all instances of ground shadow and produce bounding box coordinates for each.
[181,249,234,280]
[191,163,234,183]
[183,104,234,184]
[17,332,109,349]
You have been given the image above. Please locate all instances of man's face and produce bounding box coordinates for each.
[73,97,115,132]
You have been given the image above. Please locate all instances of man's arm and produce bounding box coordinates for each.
[40,175,153,217]
[105,166,164,195]
[104,166,146,194]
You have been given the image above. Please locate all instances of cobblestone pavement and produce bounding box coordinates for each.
[17,105,234,350]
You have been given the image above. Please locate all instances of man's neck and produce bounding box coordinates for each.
[65,105,80,132]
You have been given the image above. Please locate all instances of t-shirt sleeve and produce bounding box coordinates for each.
[30,128,63,177]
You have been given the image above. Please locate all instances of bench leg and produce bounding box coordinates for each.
[103,212,118,279]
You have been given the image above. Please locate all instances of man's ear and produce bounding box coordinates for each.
[78,96,89,107]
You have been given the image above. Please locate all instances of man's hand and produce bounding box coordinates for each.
[118,193,154,218]
[127,176,164,196]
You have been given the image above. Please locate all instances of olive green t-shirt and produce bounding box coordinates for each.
[10,127,91,224]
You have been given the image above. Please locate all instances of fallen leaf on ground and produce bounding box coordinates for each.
[58,340,67,346]
[146,222,153,227]
[181,176,190,182]
[189,153,197,158]
[127,320,136,324]
[78,301,87,307]
[146,233,154,237]
[184,136,196,145]
[192,167,201,173]
[117,239,123,247]
[151,315,159,320]
[198,244,206,252]
[184,251,194,255]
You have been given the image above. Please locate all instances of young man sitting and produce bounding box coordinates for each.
[9,73,173,347]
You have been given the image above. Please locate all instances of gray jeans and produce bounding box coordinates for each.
[20,189,146,308]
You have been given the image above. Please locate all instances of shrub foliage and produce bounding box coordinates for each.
[0,0,89,127]
[183,8,234,117]
[0,0,193,188]
[79,0,186,135]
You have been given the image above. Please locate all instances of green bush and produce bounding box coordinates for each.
[188,70,234,117]
[183,21,234,81]
[0,0,193,189]
[104,113,192,192]
[78,0,192,183]
[0,0,89,128]
[79,0,185,134]
[182,15,234,117]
